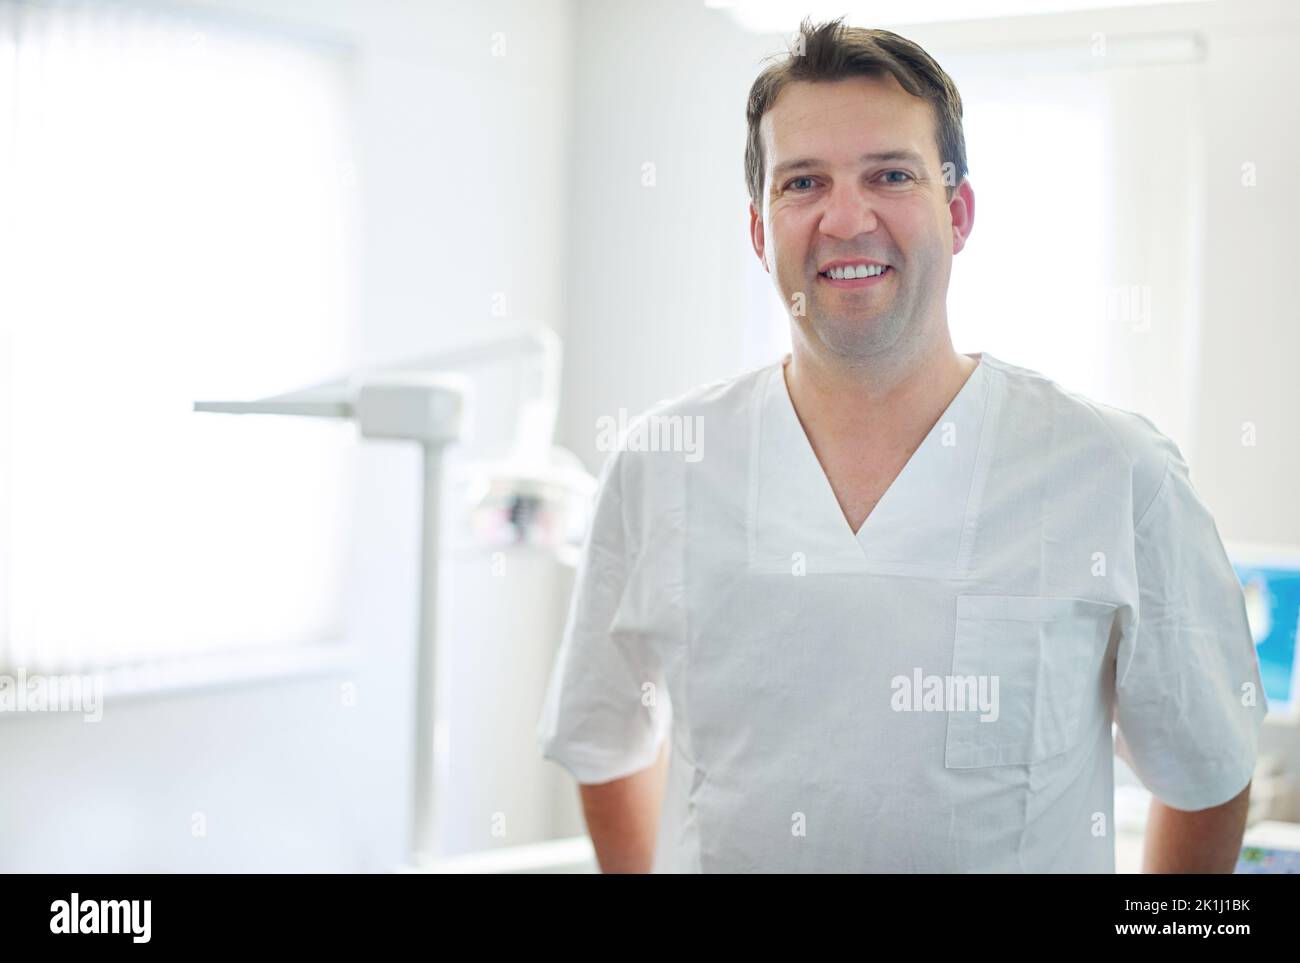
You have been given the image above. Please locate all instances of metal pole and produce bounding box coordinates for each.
[411,441,446,865]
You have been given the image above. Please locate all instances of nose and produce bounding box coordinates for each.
[817,179,880,241]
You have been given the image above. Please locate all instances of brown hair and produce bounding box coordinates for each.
[744,17,968,212]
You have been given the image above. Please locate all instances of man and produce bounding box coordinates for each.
[536,18,1266,873]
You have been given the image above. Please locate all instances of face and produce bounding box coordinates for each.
[750,74,974,363]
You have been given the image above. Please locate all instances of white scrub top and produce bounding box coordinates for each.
[536,351,1268,872]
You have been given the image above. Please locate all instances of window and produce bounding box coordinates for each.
[946,41,1207,454]
[946,63,1109,394]
[0,2,359,673]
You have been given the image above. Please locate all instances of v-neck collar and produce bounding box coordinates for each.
[746,351,1002,577]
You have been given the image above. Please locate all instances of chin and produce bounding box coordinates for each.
[808,316,904,359]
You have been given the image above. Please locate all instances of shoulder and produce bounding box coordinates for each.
[596,359,775,471]
[980,353,1180,523]
[582,364,775,566]
[637,358,776,421]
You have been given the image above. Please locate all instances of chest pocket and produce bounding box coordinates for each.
[945,595,1118,768]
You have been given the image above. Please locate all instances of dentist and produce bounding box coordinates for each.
[538,17,1265,874]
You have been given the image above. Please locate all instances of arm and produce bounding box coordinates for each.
[1141,781,1250,873]
[578,736,671,874]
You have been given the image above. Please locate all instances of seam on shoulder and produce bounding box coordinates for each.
[1133,453,1173,532]
[1076,397,1150,467]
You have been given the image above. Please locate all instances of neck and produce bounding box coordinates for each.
[784,332,978,442]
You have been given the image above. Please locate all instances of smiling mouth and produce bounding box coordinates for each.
[818,265,893,284]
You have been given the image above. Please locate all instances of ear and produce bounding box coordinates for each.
[749,203,770,273]
[950,179,975,256]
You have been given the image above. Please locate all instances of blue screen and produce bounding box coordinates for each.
[1231,563,1300,714]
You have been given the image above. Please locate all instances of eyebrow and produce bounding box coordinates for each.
[771,150,927,181]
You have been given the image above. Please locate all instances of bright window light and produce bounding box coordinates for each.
[0,3,359,672]
[946,65,1109,397]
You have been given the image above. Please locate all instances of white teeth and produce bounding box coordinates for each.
[824,264,886,280]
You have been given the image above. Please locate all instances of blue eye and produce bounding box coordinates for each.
[785,171,914,192]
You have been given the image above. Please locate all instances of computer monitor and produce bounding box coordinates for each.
[1227,542,1300,721]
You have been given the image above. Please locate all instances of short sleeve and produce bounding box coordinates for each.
[1114,445,1269,811]
[535,451,671,784]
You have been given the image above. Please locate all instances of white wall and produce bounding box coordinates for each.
[555,0,773,469]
